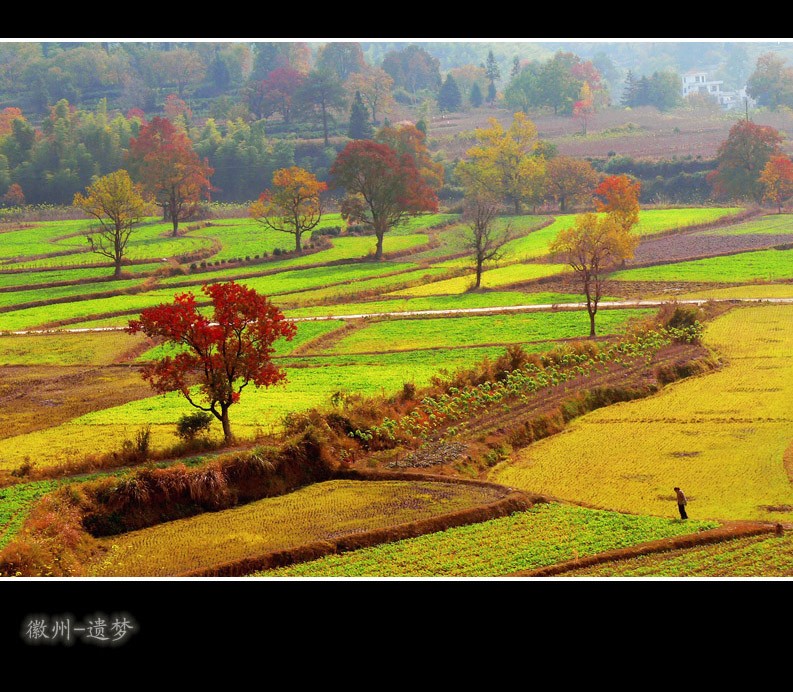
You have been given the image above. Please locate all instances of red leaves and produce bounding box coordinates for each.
[127,282,296,421]
[126,116,213,227]
[330,139,439,229]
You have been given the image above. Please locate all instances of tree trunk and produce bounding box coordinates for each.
[171,215,179,237]
[295,230,303,253]
[114,259,123,279]
[374,232,384,260]
[474,261,483,289]
[321,102,329,147]
[588,309,596,338]
[220,407,233,445]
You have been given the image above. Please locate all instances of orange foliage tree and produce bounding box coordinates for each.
[0,107,24,137]
[249,166,327,253]
[594,174,641,229]
[545,156,599,212]
[127,116,213,236]
[760,154,793,212]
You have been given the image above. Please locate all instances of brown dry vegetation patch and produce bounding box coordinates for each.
[0,365,154,440]
[631,232,793,267]
[427,105,793,162]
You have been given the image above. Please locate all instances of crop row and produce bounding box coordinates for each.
[565,532,793,577]
[358,323,700,443]
[262,502,719,577]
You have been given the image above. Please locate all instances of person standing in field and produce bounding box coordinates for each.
[674,487,688,520]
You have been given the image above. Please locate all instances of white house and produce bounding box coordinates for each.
[681,71,753,110]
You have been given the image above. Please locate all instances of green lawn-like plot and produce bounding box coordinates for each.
[611,247,793,283]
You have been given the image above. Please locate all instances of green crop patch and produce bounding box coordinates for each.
[321,308,652,355]
[0,479,64,550]
[262,503,718,577]
[699,213,793,236]
[611,247,793,283]
[562,533,793,577]
[0,278,144,311]
[137,319,347,362]
[285,291,589,318]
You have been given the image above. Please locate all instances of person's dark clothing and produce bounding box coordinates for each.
[675,488,688,519]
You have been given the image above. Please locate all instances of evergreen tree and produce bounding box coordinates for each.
[348,90,373,139]
[486,50,500,103]
[621,70,637,107]
[635,76,652,106]
[511,56,521,78]
[209,51,231,93]
[487,81,497,104]
[438,74,462,112]
[470,82,483,108]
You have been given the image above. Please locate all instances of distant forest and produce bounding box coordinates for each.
[0,40,791,206]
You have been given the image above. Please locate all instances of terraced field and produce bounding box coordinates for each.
[490,304,793,522]
[562,532,793,577]
[261,503,718,577]
[5,204,793,580]
[88,479,506,577]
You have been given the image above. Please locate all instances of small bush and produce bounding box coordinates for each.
[11,457,34,478]
[176,411,214,442]
[118,425,151,464]
[273,247,282,256]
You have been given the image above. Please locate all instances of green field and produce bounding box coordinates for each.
[564,533,793,577]
[699,213,793,236]
[320,309,652,355]
[285,291,590,318]
[88,479,505,576]
[0,479,63,550]
[611,248,793,283]
[261,502,718,577]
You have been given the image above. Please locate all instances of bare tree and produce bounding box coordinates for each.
[463,197,514,290]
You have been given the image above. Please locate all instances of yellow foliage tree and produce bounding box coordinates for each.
[249,166,327,253]
[344,67,395,125]
[456,112,546,213]
[550,212,639,337]
[73,169,149,279]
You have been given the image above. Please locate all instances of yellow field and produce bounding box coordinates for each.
[87,480,506,576]
[387,263,568,297]
[677,284,793,300]
[489,304,793,521]
[0,423,184,472]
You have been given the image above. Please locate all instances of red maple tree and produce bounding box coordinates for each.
[330,140,439,259]
[127,282,297,444]
[127,116,213,236]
